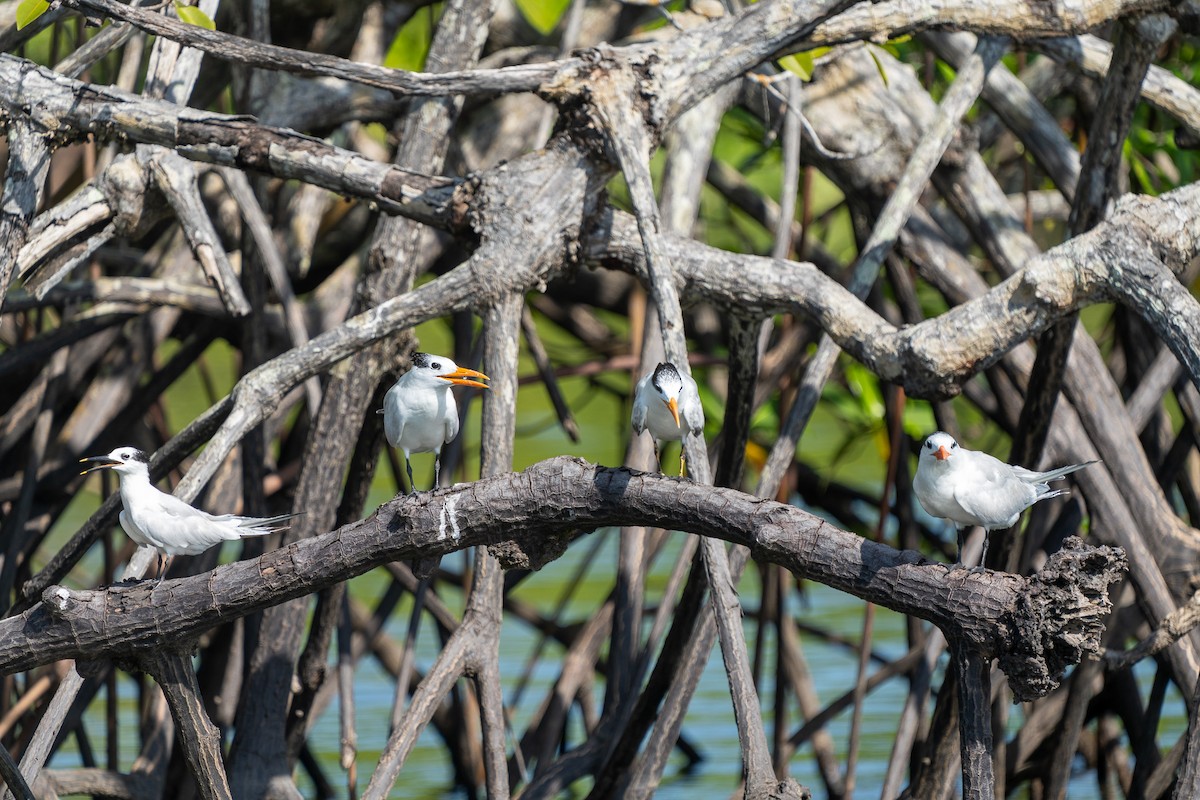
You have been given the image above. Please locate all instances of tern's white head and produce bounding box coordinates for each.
[920,432,959,464]
[650,362,684,428]
[81,446,151,477]
[404,353,490,390]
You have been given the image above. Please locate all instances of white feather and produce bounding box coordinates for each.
[85,446,299,559]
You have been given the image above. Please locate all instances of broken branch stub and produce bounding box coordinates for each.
[998,537,1126,701]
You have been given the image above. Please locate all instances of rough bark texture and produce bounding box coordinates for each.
[1,0,1197,797]
[16,462,1123,699]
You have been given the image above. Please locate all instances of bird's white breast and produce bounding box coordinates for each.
[913,461,971,524]
[384,384,457,454]
[915,453,1039,530]
[642,398,687,441]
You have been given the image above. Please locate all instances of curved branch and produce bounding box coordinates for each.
[590,183,1200,398]
[61,0,557,98]
[4,458,1123,704]
[1034,34,1200,143]
[811,0,1170,42]
[0,55,459,225]
[57,0,1168,110]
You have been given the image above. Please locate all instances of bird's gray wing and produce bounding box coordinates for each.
[239,511,303,530]
[118,508,151,548]
[154,490,220,521]
[1010,461,1097,483]
[631,374,651,434]
[952,465,1028,529]
[207,511,303,533]
[155,500,237,550]
[680,374,705,435]
[443,398,460,448]
[631,402,647,435]
[382,384,406,448]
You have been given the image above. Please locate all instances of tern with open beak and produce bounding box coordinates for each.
[379,352,490,492]
[81,446,300,580]
[631,362,704,475]
[913,431,1096,570]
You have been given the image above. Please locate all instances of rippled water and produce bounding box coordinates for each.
[58,528,1180,798]
[303,529,1187,798]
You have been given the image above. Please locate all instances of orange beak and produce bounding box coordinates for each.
[439,366,490,390]
[665,397,681,428]
[935,445,950,461]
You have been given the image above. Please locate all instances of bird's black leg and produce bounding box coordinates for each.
[406,457,416,495]
[971,531,992,574]
[653,440,661,473]
[156,553,168,584]
[954,526,966,569]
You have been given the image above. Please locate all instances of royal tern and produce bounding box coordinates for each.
[379,352,490,492]
[631,362,704,475]
[913,431,1095,569]
[81,446,299,579]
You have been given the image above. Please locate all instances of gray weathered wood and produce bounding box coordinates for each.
[12,460,1124,698]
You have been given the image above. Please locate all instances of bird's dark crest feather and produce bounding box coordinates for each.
[651,362,682,389]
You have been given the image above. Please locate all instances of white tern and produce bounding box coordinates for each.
[631,362,704,475]
[81,446,299,580]
[913,431,1095,570]
[379,352,489,492]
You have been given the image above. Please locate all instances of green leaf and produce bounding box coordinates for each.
[384,7,433,71]
[844,361,885,420]
[175,3,216,30]
[1125,138,1159,195]
[868,47,890,88]
[778,47,830,82]
[778,53,814,82]
[16,0,50,31]
[901,402,936,440]
[513,0,571,36]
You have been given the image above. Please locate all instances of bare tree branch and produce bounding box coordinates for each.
[9,460,1123,703]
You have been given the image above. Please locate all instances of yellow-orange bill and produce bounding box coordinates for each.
[666,397,681,428]
[440,366,490,390]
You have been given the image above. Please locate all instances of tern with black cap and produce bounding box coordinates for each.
[631,362,704,475]
[379,352,490,492]
[81,446,300,580]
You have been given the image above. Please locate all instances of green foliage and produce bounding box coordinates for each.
[513,0,571,36]
[934,59,956,86]
[868,48,890,88]
[15,0,49,31]
[385,6,436,71]
[1129,38,1200,192]
[777,47,831,82]
[174,3,216,30]
[878,34,913,58]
